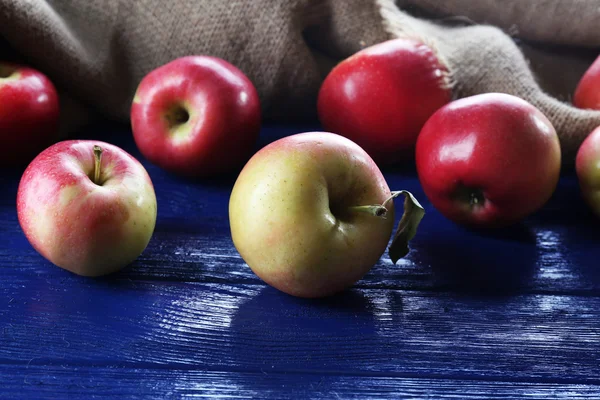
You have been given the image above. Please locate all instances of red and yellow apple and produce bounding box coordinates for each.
[228,132,425,298]
[416,93,561,228]
[0,62,60,168]
[317,38,451,164]
[17,140,157,276]
[131,55,261,178]
[576,125,600,216]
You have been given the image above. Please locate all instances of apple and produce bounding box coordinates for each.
[17,140,157,276]
[573,55,600,110]
[576,125,600,216]
[0,61,60,168]
[229,131,424,298]
[317,38,451,164]
[131,55,261,178]
[416,92,561,228]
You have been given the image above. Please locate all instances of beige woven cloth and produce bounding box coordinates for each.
[1,0,599,162]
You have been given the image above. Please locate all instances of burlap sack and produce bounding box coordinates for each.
[1,0,599,162]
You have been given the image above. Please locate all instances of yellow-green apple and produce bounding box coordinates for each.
[576,125,600,216]
[0,62,60,168]
[416,93,561,228]
[574,55,600,110]
[317,38,451,165]
[17,140,157,276]
[229,131,423,298]
[131,55,261,178]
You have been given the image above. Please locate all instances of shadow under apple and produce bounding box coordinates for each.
[415,216,539,294]
[227,286,381,379]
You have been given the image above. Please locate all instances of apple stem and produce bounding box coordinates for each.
[347,205,389,218]
[346,192,403,219]
[93,145,103,185]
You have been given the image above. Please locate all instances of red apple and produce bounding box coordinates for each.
[317,38,451,164]
[0,62,60,167]
[574,55,600,110]
[576,125,600,216]
[17,140,157,276]
[131,55,261,177]
[416,93,561,228]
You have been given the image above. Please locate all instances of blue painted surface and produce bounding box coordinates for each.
[1,124,600,399]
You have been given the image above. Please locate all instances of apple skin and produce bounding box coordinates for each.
[573,56,600,110]
[576,125,600,216]
[229,132,395,298]
[415,93,561,228]
[0,62,60,168]
[131,55,261,178]
[17,140,158,276]
[317,38,451,164]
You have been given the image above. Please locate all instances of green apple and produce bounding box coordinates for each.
[229,132,423,298]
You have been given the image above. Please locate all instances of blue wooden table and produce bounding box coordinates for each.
[1,123,599,399]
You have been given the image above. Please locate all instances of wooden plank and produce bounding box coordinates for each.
[1,365,599,399]
[1,280,599,383]
[1,124,599,398]
[2,175,600,295]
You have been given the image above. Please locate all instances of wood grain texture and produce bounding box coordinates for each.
[1,123,599,399]
[1,279,599,383]
[2,162,600,295]
[2,365,600,400]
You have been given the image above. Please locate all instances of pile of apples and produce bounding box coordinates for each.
[4,39,600,298]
